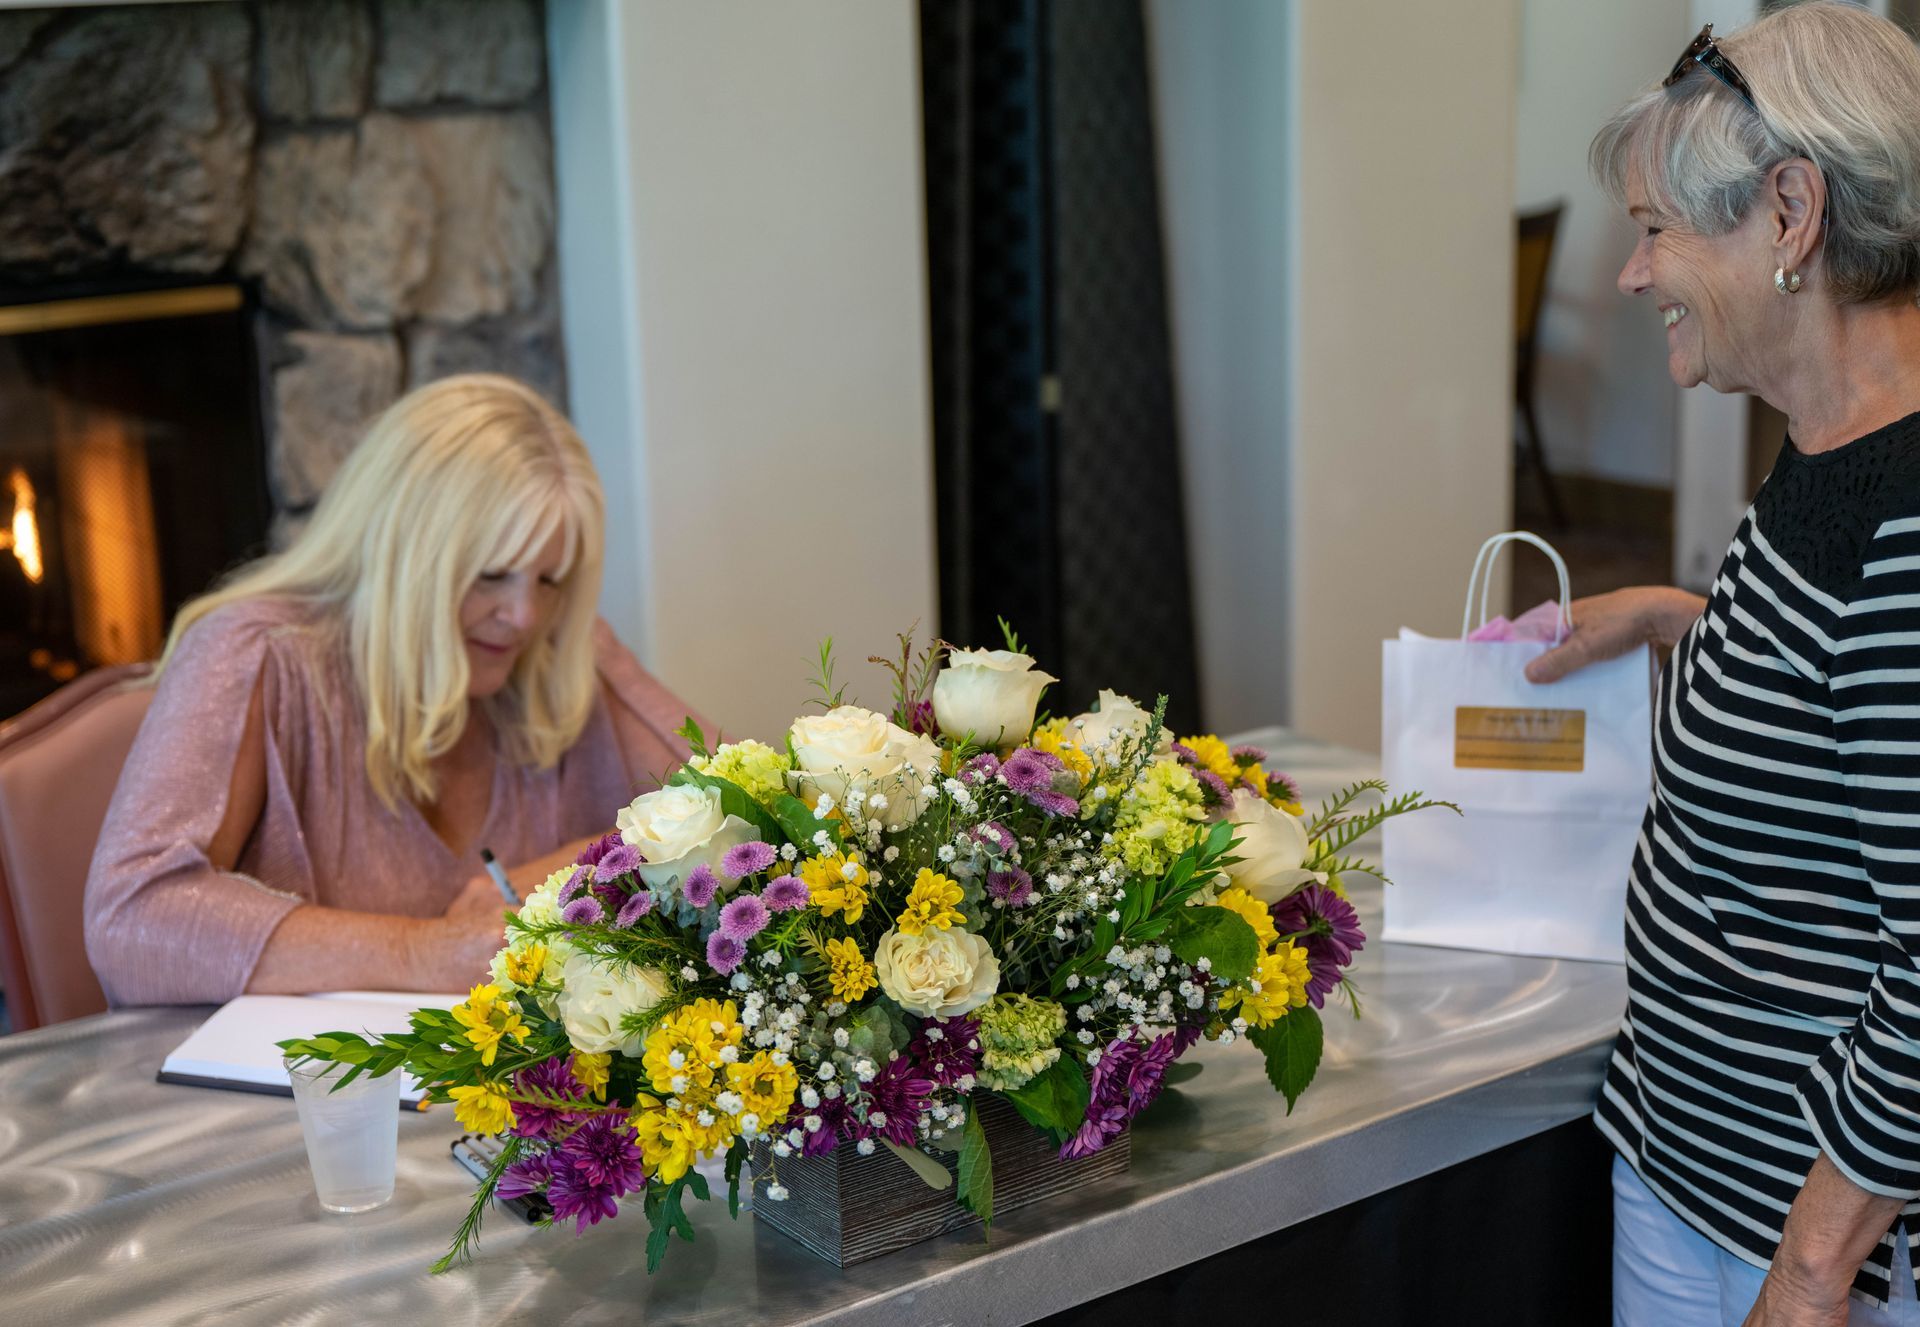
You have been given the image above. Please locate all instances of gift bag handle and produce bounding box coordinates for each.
[1461,531,1573,640]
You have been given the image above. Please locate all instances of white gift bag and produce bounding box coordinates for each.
[1380,532,1653,964]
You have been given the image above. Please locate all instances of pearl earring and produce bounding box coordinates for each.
[1775,267,1803,294]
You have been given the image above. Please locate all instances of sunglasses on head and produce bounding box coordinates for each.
[1665,23,1758,112]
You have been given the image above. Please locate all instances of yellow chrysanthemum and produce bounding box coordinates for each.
[571,1051,611,1100]
[1030,717,1095,784]
[1179,734,1241,787]
[450,983,529,1066]
[1215,886,1279,948]
[628,1105,703,1184]
[1221,941,1312,1028]
[897,868,965,936]
[824,935,878,1002]
[502,942,548,989]
[800,852,870,923]
[727,1050,800,1123]
[640,998,746,1099]
[448,1083,516,1134]
[1241,763,1270,798]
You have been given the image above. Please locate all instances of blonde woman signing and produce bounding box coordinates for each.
[84,375,696,1004]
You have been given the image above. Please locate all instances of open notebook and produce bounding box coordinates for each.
[158,991,465,1106]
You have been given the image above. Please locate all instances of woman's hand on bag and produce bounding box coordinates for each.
[1525,586,1706,684]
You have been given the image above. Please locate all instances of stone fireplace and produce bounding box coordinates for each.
[0,0,567,715]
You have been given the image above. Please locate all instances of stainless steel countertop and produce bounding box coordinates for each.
[0,730,1629,1326]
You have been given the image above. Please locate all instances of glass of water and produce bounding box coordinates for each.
[285,1056,401,1213]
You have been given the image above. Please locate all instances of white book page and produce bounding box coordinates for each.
[159,991,464,1102]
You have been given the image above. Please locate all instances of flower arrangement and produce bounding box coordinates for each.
[282,627,1449,1272]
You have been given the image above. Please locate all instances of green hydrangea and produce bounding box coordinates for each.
[1109,757,1209,877]
[975,993,1068,1090]
[690,739,793,810]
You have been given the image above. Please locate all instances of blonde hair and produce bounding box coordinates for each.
[161,374,607,808]
[1591,1,1920,305]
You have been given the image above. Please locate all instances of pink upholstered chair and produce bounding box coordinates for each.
[0,663,153,1031]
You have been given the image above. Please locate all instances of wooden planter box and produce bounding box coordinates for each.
[748,1092,1130,1266]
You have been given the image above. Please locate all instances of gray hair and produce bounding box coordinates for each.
[1592,0,1920,304]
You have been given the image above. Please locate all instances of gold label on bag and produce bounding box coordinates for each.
[1454,706,1586,772]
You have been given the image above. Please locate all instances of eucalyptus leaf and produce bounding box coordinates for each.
[882,1139,956,1191]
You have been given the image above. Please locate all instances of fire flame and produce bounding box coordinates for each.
[3,468,43,584]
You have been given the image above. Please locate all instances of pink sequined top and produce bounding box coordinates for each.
[84,597,695,1006]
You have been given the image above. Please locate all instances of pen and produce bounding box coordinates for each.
[478,847,518,905]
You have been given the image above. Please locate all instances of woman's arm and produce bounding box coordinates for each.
[1523,585,1705,683]
[1743,1153,1902,1326]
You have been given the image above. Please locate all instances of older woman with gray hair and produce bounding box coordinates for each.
[1524,4,1920,1323]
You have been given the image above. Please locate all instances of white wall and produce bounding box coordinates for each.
[1153,2,1517,752]
[549,1,938,744]
[1515,0,1688,487]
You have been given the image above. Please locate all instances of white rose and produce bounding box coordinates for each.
[931,649,1057,746]
[1224,791,1327,904]
[554,950,671,1057]
[1068,689,1172,756]
[873,927,1001,1017]
[616,784,758,893]
[787,706,941,829]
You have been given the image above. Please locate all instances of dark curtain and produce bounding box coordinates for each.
[920,0,1201,732]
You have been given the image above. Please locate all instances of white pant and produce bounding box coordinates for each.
[1614,1155,1920,1327]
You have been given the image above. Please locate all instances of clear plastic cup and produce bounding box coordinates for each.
[285,1057,401,1213]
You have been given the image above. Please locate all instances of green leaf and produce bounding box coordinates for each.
[669,768,784,844]
[686,1170,710,1204]
[998,1058,1091,1145]
[1165,905,1260,984]
[957,1105,994,1230]
[675,715,710,760]
[769,790,845,854]
[1248,1006,1323,1113]
[725,1143,745,1219]
[882,1139,956,1190]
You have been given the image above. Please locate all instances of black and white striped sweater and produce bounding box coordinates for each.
[1599,412,1920,1306]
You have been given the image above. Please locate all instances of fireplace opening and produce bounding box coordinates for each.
[0,284,271,719]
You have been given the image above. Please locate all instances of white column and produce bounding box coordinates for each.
[548,0,938,743]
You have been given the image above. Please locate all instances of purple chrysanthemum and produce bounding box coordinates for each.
[497,1152,552,1201]
[857,1055,936,1147]
[763,874,810,912]
[597,841,644,878]
[1266,771,1301,804]
[1194,769,1233,804]
[788,1094,852,1157]
[999,747,1062,793]
[613,890,654,928]
[1060,1031,1179,1160]
[546,1115,648,1232]
[574,833,624,868]
[1270,884,1365,1008]
[907,1016,981,1088]
[959,752,1001,785]
[682,863,720,909]
[722,841,777,878]
[907,698,938,737]
[558,865,592,904]
[1231,744,1269,764]
[561,894,605,925]
[510,1057,592,1140]
[718,893,770,941]
[986,866,1034,907]
[965,820,1017,857]
[706,930,747,975]
[1026,788,1079,818]
[1169,740,1199,766]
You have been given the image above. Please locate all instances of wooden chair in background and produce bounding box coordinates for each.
[1516,202,1567,529]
